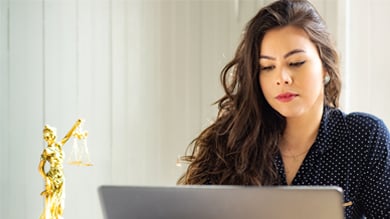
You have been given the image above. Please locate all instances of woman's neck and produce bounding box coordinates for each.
[280,105,323,153]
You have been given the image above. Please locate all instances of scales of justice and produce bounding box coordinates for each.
[38,119,92,219]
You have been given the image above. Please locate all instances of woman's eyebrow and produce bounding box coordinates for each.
[259,49,306,60]
[284,49,305,58]
[259,55,275,60]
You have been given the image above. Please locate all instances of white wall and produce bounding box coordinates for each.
[0,0,9,216]
[2,0,45,218]
[0,0,261,218]
[1,0,389,218]
[342,0,390,126]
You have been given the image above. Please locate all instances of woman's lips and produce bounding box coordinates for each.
[275,92,299,102]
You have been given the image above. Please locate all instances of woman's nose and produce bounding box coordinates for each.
[276,69,292,85]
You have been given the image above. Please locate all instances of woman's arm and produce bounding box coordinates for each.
[361,119,390,218]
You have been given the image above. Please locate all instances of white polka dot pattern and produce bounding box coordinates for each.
[275,107,390,219]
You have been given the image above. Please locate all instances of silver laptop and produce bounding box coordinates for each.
[98,185,344,219]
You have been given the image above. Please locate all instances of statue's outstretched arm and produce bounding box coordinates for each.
[60,119,83,146]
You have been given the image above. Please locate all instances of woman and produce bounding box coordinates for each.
[177,0,390,218]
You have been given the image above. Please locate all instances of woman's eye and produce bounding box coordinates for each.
[289,61,305,67]
[260,65,275,71]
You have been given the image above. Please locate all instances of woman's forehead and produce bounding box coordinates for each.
[260,26,317,58]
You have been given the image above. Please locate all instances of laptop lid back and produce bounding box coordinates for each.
[98,185,344,219]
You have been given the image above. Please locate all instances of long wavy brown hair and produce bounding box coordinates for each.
[177,0,341,185]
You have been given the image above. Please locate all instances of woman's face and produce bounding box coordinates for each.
[259,25,326,119]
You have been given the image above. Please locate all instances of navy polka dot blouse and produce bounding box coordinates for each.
[274,106,390,218]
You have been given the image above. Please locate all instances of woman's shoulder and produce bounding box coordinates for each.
[345,111,383,124]
[325,107,389,142]
[328,107,386,130]
[344,111,389,134]
[331,109,390,146]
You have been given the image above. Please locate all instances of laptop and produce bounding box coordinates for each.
[98,185,344,219]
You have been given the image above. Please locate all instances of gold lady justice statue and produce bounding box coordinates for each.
[38,119,92,219]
